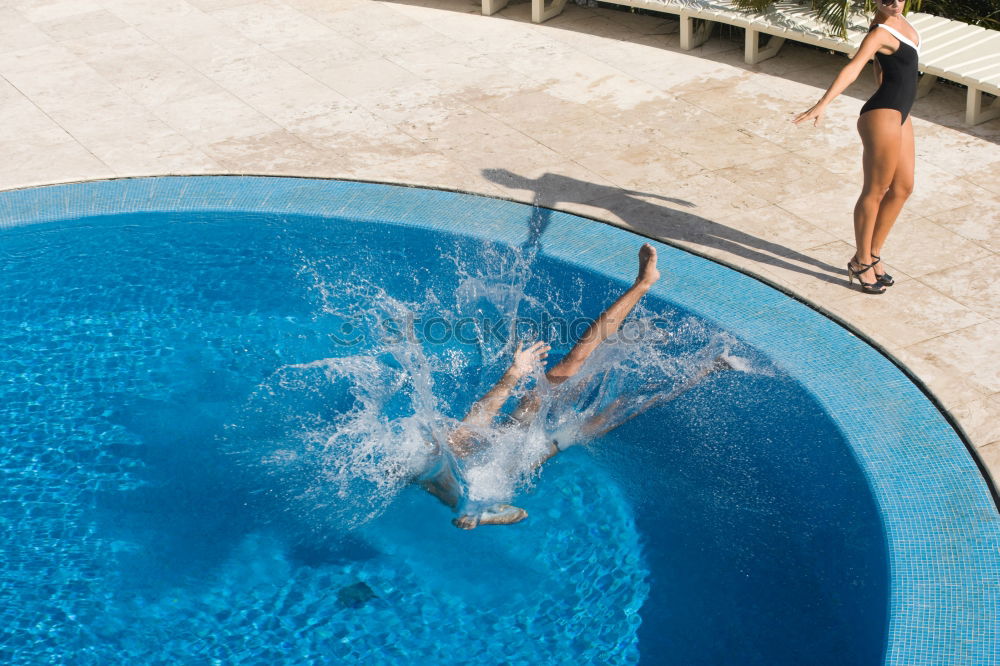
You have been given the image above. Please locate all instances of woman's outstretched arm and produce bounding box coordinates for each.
[793,29,890,126]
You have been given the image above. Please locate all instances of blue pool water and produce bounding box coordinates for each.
[1,177,997,665]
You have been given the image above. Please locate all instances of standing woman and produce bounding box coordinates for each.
[795,0,921,294]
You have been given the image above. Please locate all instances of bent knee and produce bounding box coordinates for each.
[888,180,914,199]
[860,184,892,203]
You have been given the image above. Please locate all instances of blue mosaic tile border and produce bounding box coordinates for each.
[2,176,997,665]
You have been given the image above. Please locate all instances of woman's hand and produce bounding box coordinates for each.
[509,341,550,378]
[793,103,825,127]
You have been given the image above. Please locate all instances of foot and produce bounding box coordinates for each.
[847,258,885,294]
[870,253,894,286]
[452,504,528,530]
[848,258,878,286]
[636,243,660,287]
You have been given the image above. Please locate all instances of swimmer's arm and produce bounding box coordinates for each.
[463,341,549,428]
[793,30,889,126]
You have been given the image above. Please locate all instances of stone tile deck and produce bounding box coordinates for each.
[1,0,997,486]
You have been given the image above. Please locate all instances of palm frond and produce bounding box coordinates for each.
[812,0,853,38]
[732,0,778,12]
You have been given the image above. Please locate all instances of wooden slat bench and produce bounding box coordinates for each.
[480,0,1000,124]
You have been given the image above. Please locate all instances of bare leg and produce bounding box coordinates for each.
[871,116,915,279]
[451,245,661,530]
[547,244,660,384]
[853,110,902,287]
[511,244,661,423]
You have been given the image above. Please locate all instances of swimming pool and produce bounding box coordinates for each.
[1,176,997,664]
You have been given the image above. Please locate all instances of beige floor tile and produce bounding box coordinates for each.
[203,53,349,125]
[387,43,510,89]
[717,152,842,204]
[14,0,105,23]
[312,56,419,100]
[929,201,1000,255]
[102,0,201,25]
[544,14,652,53]
[659,123,788,171]
[37,9,129,41]
[203,127,338,174]
[0,78,62,138]
[67,113,218,175]
[679,76,787,127]
[132,12,265,69]
[349,151,506,197]
[625,48,745,94]
[271,34,372,74]
[0,43,119,110]
[365,85,470,130]
[891,346,992,411]
[76,40,222,108]
[571,142,706,194]
[385,0,475,22]
[283,0,372,21]
[62,24,154,58]
[595,95,715,142]
[0,129,112,190]
[904,162,994,219]
[552,189,705,239]
[903,320,1000,397]
[918,254,1000,320]
[188,0,262,9]
[153,92,281,145]
[880,216,992,278]
[208,0,335,50]
[949,396,1000,450]
[914,119,1000,182]
[660,170,771,219]
[737,239,860,304]
[361,22,454,59]
[824,279,988,349]
[288,110,430,169]
[963,160,1000,196]
[713,204,842,254]
[777,186,863,244]
[0,9,54,54]
[320,0,426,39]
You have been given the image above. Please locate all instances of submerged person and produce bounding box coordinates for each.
[417,244,731,529]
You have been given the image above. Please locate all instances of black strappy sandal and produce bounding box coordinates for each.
[847,260,886,294]
[870,255,894,287]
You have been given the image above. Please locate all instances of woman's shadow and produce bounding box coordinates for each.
[483,168,844,284]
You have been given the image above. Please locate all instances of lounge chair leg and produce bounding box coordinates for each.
[532,0,568,23]
[966,86,1000,126]
[482,0,509,16]
[916,72,937,99]
[680,15,713,50]
[745,29,785,65]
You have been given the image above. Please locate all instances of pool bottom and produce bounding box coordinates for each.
[20,455,647,664]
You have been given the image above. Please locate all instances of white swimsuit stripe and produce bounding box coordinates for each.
[876,22,921,54]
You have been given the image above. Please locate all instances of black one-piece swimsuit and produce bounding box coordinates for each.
[859,22,921,124]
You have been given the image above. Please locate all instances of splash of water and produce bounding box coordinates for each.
[229,243,757,529]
